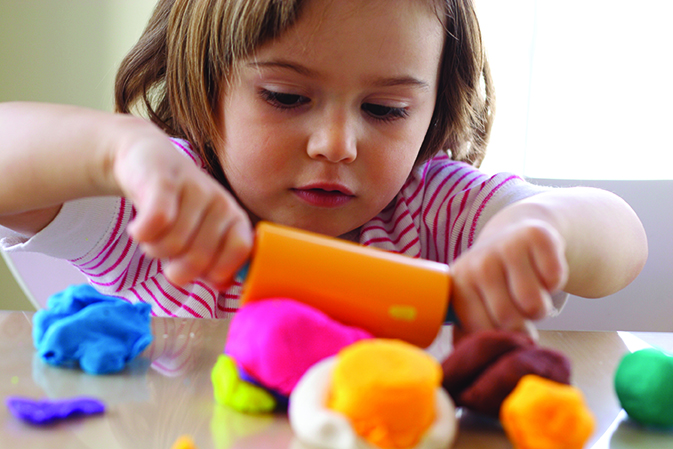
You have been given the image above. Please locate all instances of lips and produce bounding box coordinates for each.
[292,184,355,208]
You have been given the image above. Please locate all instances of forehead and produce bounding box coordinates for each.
[247,0,446,85]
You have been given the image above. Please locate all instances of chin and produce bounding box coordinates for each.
[263,216,359,239]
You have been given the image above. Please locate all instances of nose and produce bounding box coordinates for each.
[306,111,357,163]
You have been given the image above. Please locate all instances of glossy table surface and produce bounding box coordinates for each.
[1,310,673,449]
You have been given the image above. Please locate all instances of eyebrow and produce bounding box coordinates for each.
[247,60,431,91]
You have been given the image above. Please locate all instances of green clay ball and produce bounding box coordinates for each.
[614,348,673,428]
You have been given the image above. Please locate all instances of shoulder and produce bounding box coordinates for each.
[360,153,549,260]
[403,153,542,206]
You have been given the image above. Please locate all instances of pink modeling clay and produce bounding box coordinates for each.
[224,298,373,396]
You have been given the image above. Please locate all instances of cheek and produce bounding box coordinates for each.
[371,128,425,182]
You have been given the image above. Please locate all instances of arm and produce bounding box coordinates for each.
[0,101,252,288]
[0,102,126,233]
[450,186,648,335]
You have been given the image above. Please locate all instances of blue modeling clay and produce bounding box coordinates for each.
[33,284,153,374]
[6,396,105,425]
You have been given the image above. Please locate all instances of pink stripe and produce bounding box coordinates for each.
[168,281,214,318]
[362,222,414,247]
[151,278,201,318]
[171,139,206,169]
[423,172,457,252]
[422,168,469,225]
[116,269,129,292]
[218,305,238,313]
[80,238,134,277]
[76,198,128,266]
[453,228,465,261]
[446,175,480,259]
[447,173,491,261]
[467,176,519,247]
[172,139,197,163]
[404,162,433,205]
[363,236,394,246]
[397,155,450,205]
[89,269,127,288]
[194,280,217,299]
[131,253,146,286]
[399,236,420,254]
[430,170,484,259]
[361,209,409,236]
[388,208,412,229]
[452,192,474,261]
[147,259,158,282]
[140,284,176,317]
[153,357,191,374]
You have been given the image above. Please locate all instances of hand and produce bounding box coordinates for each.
[449,219,568,338]
[111,121,253,289]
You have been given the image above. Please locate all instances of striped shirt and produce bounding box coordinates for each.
[0,139,547,318]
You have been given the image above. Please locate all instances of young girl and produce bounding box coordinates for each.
[0,0,647,338]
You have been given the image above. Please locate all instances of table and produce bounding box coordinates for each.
[1,311,672,449]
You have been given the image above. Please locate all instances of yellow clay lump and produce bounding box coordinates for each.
[327,339,442,449]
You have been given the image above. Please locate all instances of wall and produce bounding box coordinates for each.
[0,0,155,310]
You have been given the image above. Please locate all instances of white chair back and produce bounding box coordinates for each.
[1,250,88,309]
[531,179,673,331]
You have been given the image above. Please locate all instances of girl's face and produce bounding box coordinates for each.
[218,0,445,237]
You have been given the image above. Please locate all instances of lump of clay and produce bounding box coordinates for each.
[614,347,673,428]
[224,298,373,397]
[500,374,595,449]
[289,339,457,449]
[211,354,277,413]
[33,284,153,374]
[6,396,105,425]
[441,330,571,417]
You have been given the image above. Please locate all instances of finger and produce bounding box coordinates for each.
[505,252,554,320]
[529,226,568,292]
[474,258,530,332]
[144,183,219,260]
[162,197,230,286]
[128,179,180,243]
[206,216,253,290]
[450,263,499,334]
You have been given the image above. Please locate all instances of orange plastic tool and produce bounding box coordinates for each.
[239,222,451,347]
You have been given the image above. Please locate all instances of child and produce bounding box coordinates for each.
[0,0,647,338]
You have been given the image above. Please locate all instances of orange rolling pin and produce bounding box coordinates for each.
[239,222,453,348]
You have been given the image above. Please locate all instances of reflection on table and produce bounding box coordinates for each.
[1,311,672,449]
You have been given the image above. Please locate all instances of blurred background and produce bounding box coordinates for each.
[1,1,671,330]
[0,0,156,310]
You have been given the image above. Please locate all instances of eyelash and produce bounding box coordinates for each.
[361,103,409,122]
[260,89,310,109]
[259,89,409,123]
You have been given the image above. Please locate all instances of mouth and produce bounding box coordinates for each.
[291,184,355,208]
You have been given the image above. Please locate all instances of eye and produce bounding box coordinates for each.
[361,103,409,122]
[260,89,310,109]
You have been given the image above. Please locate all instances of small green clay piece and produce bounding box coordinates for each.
[614,348,673,428]
[211,355,276,413]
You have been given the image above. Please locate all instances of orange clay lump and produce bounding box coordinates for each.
[170,435,198,449]
[500,375,595,449]
[327,339,442,449]
[614,348,673,428]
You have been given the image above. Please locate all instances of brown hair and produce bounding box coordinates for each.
[115,0,494,181]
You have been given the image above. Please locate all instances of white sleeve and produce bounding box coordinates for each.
[0,196,122,261]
